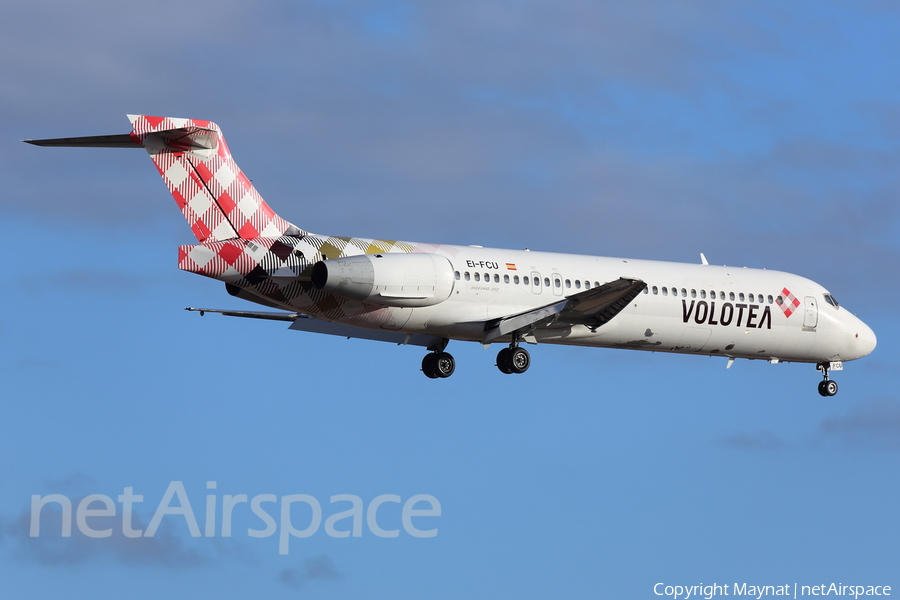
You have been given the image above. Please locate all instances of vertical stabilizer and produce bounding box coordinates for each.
[127,115,302,242]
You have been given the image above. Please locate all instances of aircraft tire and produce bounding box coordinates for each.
[422,353,440,379]
[509,347,530,374]
[497,348,513,374]
[435,352,455,378]
[818,379,839,396]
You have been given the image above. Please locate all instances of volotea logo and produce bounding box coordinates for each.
[777,287,801,318]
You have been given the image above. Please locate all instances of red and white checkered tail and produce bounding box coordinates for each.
[128,115,303,243]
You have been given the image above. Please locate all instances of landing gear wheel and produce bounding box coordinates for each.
[496,348,513,374]
[818,379,838,397]
[422,353,440,379]
[434,352,455,378]
[508,347,530,374]
[422,352,455,378]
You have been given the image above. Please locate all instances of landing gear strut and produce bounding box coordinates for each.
[496,339,530,375]
[817,363,838,397]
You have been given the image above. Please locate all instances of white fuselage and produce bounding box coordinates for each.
[281,237,876,365]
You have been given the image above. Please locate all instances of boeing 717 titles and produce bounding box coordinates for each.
[26,116,876,395]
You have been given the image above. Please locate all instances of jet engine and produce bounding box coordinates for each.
[311,253,455,307]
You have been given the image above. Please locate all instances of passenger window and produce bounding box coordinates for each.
[455,271,460,280]
[503,274,509,284]
[484,273,489,282]
[642,287,649,294]
[593,281,600,288]
[691,289,697,298]
[494,274,500,283]
[700,290,706,299]
[474,273,480,282]
[523,276,529,285]
[729,292,735,301]
[514,275,520,284]
[565,279,571,288]
[575,280,582,289]
[767,295,773,304]
[544,277,550,287]
[662,287,668,296]
[464,272,470,281]
[739,293,745,302]
[720,292,725,300]
[776,295,783,305]
[652,286,659,295]
[555,278,561,288]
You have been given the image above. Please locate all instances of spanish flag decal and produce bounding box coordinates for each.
[506,263,517,270]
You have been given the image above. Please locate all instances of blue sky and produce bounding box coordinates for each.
[2,2,898,598]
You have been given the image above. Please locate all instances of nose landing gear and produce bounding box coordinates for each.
[817,362,839,397]
[818,378,838,397]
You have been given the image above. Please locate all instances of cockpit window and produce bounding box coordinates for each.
[823,294,840,309]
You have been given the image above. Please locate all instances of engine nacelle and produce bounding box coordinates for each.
[311,253,455,307]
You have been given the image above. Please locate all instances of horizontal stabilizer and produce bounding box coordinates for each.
[24,134,139,148]
[26,115,300,243]
[25,125,218,156]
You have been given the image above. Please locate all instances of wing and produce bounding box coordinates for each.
[481,277,646,344]
[186,276,645,348]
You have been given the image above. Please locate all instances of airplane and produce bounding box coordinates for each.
[25,115,876,395]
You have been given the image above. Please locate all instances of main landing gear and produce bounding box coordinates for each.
[817,362,839,397]
[422,351,455,379]
[496,344,530,375]
[420,337,532,378]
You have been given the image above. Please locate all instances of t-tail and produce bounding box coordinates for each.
[25,114,304,242]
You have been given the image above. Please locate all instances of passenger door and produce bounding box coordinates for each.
[803,296,818,329]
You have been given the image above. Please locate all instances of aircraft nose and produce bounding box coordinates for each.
[851,320,877,359]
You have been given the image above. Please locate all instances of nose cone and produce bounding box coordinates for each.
[859,322,877,356]
[848,319,877,360]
